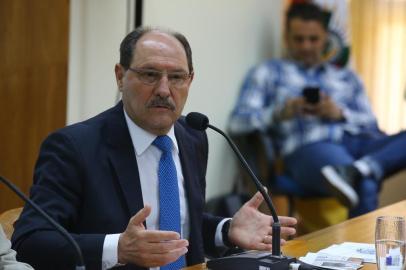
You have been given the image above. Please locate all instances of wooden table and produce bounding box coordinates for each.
[183,200,406,270]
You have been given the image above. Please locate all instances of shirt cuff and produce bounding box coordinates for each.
[102,233,121,270]
[214,218,232,247]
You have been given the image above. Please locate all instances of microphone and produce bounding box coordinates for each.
[0,175,86,270]
[186,112,295,269]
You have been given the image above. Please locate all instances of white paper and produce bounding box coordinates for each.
[299,252,363,270]
[318,242,376,263]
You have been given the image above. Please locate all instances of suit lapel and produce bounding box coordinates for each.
[175,122,195,214]
[104,102,144,217]
[175,121,205,264]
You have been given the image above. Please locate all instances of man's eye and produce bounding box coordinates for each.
[310,36,320,42]
[141,71,160,82]
[142,71,159,79]
[169,73,185,80]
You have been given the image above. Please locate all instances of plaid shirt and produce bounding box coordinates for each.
[229,59,380,156]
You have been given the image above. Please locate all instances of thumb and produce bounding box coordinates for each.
[246,191,265,209]
[129,205,151,227]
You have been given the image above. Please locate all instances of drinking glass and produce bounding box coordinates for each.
[375,216,406,270]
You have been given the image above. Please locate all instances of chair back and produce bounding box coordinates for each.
[0,207,23,239]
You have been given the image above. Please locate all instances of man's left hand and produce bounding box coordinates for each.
[228,191,297,251]
[316,95,343,121]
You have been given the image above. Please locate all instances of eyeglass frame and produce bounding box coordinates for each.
[127,67,193,88]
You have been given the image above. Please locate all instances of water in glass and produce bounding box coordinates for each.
[376,216,406,270]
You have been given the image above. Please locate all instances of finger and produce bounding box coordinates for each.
[251,242,273,251]
[267,225,295,237]
[320,92,328,100]
[146,246,188,267]
[139,230,181,242]
[254,238,288,251]
[129,205,152,226]
[245,191,264,209]
[262,235,273,245]
[281,226,296,236]
[141,239,189,254]
[267,236,286,245]
[280,239,287,245]
[278,216,297,226]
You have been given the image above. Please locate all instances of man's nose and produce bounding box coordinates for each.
[300,39,312,50]
[154,75,171,96]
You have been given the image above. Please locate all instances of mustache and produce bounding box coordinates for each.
[147,96,176,111]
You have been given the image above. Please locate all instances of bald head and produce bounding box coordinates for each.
[119,26,193,73]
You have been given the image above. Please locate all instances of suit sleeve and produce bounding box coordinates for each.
[11,131,105,270]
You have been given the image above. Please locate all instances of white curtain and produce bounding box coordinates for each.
[351,0,406,134]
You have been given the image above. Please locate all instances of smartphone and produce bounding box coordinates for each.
[302,87,320,104]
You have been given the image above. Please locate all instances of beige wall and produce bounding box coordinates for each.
[67,0,127,123]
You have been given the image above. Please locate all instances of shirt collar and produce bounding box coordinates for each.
[285,58,328,73]
[123,109,179,156]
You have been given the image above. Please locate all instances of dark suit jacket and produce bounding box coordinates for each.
[12,102,223,269]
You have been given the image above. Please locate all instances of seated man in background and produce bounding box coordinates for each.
[0,225,33,270]
[229,2,406,217]
[12,26,296,269]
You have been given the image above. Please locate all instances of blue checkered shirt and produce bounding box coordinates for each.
[229,59,380,156]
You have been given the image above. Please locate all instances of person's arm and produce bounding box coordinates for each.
[101,234,121,269]
[200,213,228,258]
[337,71,378,127]
[11,131,105,269]
[228,62,282,135]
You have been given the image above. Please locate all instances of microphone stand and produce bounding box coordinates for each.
[207,124,281,256]
[0,175,86,270]
[202,124,295,270]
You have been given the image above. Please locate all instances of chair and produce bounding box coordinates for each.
[0,207,23,239]
[231,130,347,233]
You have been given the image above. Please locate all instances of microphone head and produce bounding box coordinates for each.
[185,112,209,131]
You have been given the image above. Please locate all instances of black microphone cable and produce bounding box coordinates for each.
[0,175,86,270]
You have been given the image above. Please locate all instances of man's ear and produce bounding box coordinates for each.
[115,64,125,91]
[187,72,195,87]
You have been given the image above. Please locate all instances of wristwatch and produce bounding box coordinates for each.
[221,219,234,248]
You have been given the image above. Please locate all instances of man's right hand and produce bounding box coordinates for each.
[278,97,307,120]
[117,205,189,267]
[279,95,342,120]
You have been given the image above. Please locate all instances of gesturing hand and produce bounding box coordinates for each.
[228,192,297,251]
[117,205,189,267]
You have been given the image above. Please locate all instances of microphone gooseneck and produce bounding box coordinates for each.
[0,175,86,270]
[185,112,281,256]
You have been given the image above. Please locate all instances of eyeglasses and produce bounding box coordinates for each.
[128,67,192,88]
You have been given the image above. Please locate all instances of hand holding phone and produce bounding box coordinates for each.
[302,87,320,104]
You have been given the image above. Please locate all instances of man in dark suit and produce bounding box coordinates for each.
[12,27,297,270]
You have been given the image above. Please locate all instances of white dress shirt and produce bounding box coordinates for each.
[101,110,227,270]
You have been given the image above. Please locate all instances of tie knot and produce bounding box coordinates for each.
[153,135,173,153]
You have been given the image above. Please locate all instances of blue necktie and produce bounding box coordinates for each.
[153,135,186,269]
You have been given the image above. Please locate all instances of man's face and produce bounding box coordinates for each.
[285,18,327,67]
[115,31,193,135]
